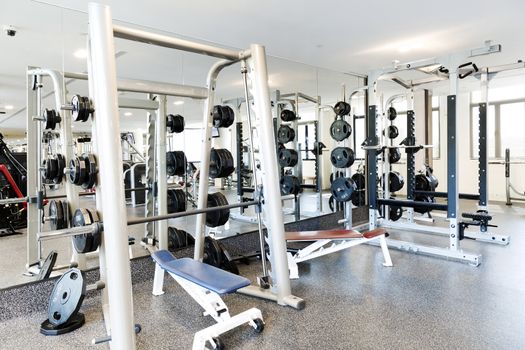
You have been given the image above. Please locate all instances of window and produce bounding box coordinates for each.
[431,96,440,159]
[470,85,525,159]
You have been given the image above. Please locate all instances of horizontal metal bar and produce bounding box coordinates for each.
[113,24,243,61]
[413,191,480,200]
[377,198,448,211]
[117,97,159,110]
[64,72,208,99]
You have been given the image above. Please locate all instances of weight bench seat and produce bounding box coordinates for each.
[152,250,250,295]
[285,228,387,241]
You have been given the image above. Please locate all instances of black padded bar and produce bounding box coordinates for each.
[414,190,480,200]
[377,198,448,211]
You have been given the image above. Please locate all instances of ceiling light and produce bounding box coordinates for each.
[173,100,184,105]
[74,49,87,59]
[124,112,133,116]
[4,105,14,110]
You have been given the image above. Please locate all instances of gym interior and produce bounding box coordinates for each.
[0,1,524,349]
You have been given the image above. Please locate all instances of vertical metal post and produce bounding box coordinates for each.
[236,122,244,199]
[406,110,416,202]
[26,71,39,269]
[153,95,168,295]
[367,105,378,229]
[447,95,459,250]
[144,106,156,241]
[88,3,136,348]
[315,96,323,212]
[248,44,293,304]
[505,148,511,205]
[478,102,488,207]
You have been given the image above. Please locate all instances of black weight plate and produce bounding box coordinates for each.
[389,205,403,221]
[49,200,60,230]
[277,125,295,144]
[206,192,230,227]
[351,190,366,207]
[280,109,297,122]
[329,195,344,212]
[71,208,94,254]
[212,105,235,128]
[389,171,405,192]
[71,95,82,122]
[414,195,435,214]
[68,157,87,186]
[280,175,301,196]
[167,189,186,213]
[330,119,352,141]
[210,149,234,178]
[81,154,97,189]
[203,236,223,268]
[80,96,91,122]
[389,148,402,164]
[384,125,399,139]
[387,107,397,121]
[43,109,61,130]
[167,114,185,133]
[54,154,66,184]
[330,171,344,184]
[37,250,58,281]
[166,152,177,176]
[351,173,366,190]
[43,158,58,181]
[415,174,430,191]
[278,148,298,167]
[47,268,86,326]
[333,101,351,116]
[86,209,101,251]
[330,176,356,202]
[330,147,355,168]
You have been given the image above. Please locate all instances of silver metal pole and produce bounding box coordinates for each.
[153,95,168,295]
[194,59,236,261]
[88,3,136,348]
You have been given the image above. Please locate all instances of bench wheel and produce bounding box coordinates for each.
[211,337,224,350]
[253,318,264,333]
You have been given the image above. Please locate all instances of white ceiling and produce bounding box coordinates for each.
[1,0,524,133]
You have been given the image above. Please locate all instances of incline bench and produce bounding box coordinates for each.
[152,250,264,350]
[285,228,393,279]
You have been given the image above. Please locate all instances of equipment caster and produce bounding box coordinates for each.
[253,318,264,333]
[210,337,225,350]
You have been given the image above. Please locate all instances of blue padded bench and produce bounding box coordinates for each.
[152,250,251,295]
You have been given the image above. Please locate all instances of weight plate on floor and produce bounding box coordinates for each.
[278,148,298,167]
[277,125,295,144]
[330,147,355,168]
[280,109,297,122]
[333,101,351,116]
[330,119,352,141]
[330,176,356,202]
[280,175,301,196]
[47,268,86,326]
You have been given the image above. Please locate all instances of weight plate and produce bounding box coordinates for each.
[166,114,185,133]
[203,236,223,269]
[280,175,301,196]
[68,157,87,186]
[277,125,295,144]
[333,101,351,116]
[210,149,234,178]
[330,119,352,141]
[166,151,186,176]
[47,268,86,326]
[280,109,297,122]
[351,173,366,190]
[87,209,101,251]
[389,147,401,164]
[384,125,399,139]
[330,147,355,168]
[167,189,186,213]
[414,195,435,214]
[328,195,344,212]
[81,153,97,189]
[206,192,230,227]
[43,158,58,181]
[330,176,356,202]
[212,105,234,128]
[278,148,298,167]
[415,174,430,191]
[387,106,397,121]
[54,154,66,184]
[72,208,94,254]
[378,199,403,221]
[43,109,61,130]
[49,200,63,230]
[382,171,405,192]
[351,190,366,207]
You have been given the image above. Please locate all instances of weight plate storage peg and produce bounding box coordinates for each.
[389,147,402,164]
[330,147,355,168]
[277,125,295,144]
[384,125,399,139]
[330,119,352,141]
[72,208,101,254]
[71,95,94,122]
[210,149,235,178]
[387,106,397,121]
[206,192,230,227]
[333,101,351,116]
[280,175,301,196]
[167,189,186,213]
[45,268,86,327]
[280,109,297,122]
[278,148,299,167]
[43,109,61,130]
[212,105,235,128]
[330,176,357,202]
[166,114,185,133]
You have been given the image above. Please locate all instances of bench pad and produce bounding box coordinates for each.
[285,228,387,241]
[152,250,250,294]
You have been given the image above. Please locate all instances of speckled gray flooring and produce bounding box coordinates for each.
[0,200,524,349]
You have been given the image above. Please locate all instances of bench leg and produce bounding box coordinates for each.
[287,252,299,279]
[152,264,165,296]
[379,235,393,267]
[192,308,263,350]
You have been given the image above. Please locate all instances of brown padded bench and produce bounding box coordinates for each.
[285,228,388,241]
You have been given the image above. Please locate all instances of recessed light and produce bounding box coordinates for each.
[4,105,14,110]
[124,112,133,116]
[74,49,87,59]
[173,100,184,105]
